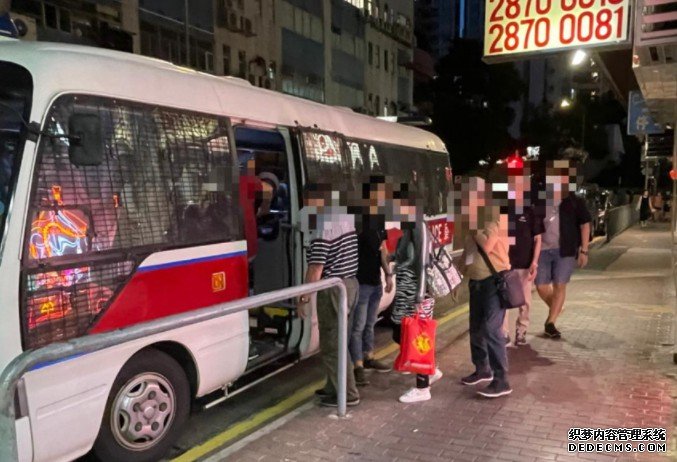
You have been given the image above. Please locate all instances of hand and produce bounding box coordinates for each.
[296,297,310,319]
[577,253,588,268]
[385,274,394,294]
[451,286,460,302]
[527,263,538,281]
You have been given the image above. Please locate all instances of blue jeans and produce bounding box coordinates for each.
[469,276,509,384]
[349,284,383,362]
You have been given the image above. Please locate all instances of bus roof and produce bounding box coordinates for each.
[1,40,448,154]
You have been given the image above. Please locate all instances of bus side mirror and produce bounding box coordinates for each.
[69,113,104,166]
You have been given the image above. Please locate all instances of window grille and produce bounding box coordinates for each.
[22,94,241,348]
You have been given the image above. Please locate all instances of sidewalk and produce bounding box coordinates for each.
[219,223,676,462]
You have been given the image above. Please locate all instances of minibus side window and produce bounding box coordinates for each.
[0,62,32,260]
[21,94,241,349]
[300,131,350,186]
[371,143,423,202]
[427,152,452,215]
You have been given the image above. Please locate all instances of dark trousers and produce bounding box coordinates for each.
[317,277,360,400]
[392,324,430,389]
[469,276,509,384]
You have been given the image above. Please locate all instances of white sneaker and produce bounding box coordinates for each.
[398,387,431,403]
[430,368,443,385]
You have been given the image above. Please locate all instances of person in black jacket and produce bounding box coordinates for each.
[503,165,544,346]
[535,161,591,339]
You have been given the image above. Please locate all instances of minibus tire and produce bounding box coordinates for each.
[90,348,191,462]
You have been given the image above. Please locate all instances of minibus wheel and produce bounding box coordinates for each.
[91,348,191,462]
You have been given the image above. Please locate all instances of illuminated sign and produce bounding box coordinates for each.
[484,0,631,59]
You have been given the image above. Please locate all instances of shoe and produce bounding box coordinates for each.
[515,331,528,346]
[364,358,392,372]
[461,370,493,386]
[430,368,443,385]
[314,388,333,399]
[544,322,561,339]
[354,366,370,387]
[319,396,360,407]
[477,380,513,398]
[398,387,431,403]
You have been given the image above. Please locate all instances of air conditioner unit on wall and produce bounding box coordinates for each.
[634,0,677,65]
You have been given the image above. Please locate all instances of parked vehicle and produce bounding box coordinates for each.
[0,38,453,462]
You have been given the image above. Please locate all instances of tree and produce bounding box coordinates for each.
[431,39,524,174]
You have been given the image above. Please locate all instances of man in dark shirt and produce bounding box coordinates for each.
[504,167,543,346]
[535,161,591,338]
[350,180,394,386]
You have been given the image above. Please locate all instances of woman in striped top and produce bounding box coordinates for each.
[390,203,442,403]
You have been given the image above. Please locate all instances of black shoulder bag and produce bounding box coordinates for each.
[474,238,525,310]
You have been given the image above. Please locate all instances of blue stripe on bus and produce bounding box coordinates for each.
[29,353,87,371]
[137,250,247,273]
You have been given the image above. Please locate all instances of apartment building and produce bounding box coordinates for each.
[9,0,414,114]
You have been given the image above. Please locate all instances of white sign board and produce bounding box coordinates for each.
[484,0,631,60]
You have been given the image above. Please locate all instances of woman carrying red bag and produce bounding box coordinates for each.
[390,194,443,403]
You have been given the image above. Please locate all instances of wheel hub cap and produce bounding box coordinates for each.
[110,372,176,451]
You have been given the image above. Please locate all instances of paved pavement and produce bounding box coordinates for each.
[215,223,676,462]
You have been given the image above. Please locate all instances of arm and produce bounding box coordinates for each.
[400,241,415,268]
[475,226,499,255]
[296,263,323,319]
[297,237,327,318]
[528,235,541,281]
[380,242,393,293]
[578,223,590,268]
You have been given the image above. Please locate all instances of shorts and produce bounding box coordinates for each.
[535,248,576,285]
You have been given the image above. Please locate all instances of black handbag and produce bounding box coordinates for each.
[474,238,525,310]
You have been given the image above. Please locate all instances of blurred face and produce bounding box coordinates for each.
[464,177,486,231]
[545,173,567,203]
[246,158,256,175]
[509,174,530,208]
[369,183,387,215]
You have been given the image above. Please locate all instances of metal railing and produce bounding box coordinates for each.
[0,278,348,462]
[605,200,641,243]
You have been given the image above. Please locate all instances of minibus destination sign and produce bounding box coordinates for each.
[483,0,631,60]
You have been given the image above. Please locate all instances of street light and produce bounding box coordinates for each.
[559,98,586,149]
[571,49,588,66]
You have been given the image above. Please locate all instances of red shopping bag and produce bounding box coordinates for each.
[394,311,437,375]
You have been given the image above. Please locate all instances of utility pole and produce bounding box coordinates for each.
[184,0,190,67]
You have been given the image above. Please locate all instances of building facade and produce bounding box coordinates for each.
[10,0,414,115]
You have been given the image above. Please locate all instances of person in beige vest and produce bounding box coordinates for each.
[455,177,513,398]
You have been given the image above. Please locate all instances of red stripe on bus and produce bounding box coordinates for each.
[89,254,249,333]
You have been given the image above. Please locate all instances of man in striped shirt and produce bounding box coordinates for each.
[297,185,361,407]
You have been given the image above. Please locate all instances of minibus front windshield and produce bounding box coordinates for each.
[0,62,32,258]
